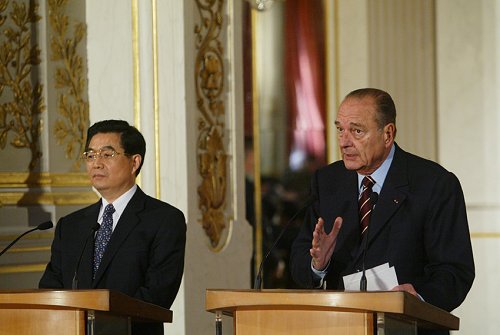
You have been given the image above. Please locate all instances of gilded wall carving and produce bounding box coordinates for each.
[195,0,228,249]
[49,0,89,170]
[0,0,92,205]
[0,0,45,171]
[0,0,92,286]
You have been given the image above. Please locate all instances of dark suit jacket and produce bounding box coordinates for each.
[290,144,474,317]
[39,186,186,313]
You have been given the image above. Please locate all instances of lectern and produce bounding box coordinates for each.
[205,289,459,335]
[0,289,172,335]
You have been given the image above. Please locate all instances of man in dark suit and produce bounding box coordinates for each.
[290,88,474,333]
[40,120,186,334]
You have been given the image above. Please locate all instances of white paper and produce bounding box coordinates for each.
[343,262,399,291]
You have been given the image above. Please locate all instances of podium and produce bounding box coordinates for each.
[0,289,172,335]
[205,289,459,335]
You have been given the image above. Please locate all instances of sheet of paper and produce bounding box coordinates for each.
[343,262,399,291]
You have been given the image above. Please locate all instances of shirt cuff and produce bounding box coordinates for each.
[311,259,330,289]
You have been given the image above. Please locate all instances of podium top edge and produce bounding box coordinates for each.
[204,289,459,330]
[0,289,172,323]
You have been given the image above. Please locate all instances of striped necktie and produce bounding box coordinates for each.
[359,176,375,235]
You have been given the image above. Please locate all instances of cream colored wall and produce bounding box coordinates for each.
[254,4,288,176]
[87,0,134,123]
[334,0,437,161]
[436,1,500,334]
[86,1,251,335]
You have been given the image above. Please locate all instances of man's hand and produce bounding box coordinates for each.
[310,217,343,271]
[391,283,418,297]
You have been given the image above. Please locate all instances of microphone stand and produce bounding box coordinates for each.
[0,221,53,257]
[72,222,100,289]
[253,195,317,290]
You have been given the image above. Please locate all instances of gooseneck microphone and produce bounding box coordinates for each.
[360,191,379,291]
[253,195,317,290]
[72,222,100,289]
[0,221,53,257]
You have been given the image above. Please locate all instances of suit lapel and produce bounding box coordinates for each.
[92,187,146,286]
[352,145,409,264]
[328,170,360,260]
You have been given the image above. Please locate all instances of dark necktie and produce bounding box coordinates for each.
[359,176,375,235]
[93,204,115,277]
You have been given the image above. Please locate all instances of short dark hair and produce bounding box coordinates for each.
[345,88,396,129]
[85,119,146,175]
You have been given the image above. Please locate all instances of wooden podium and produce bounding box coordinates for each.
[206,289,459,335]
[0,289,172,335]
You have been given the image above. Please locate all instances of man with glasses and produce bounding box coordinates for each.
[40,120,186,334]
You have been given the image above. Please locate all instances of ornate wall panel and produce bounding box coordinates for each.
[0,0,45,171]
[194,0,230,251]
[0,0,95,289]
[49,0,89,171]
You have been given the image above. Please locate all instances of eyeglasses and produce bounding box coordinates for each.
[81,149,129,161]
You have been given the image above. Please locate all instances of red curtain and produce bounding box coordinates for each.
[284,0,326,169]
[243,2,254,139]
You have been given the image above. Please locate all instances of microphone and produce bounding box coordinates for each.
[0,221,53,257]
[360,191,379,291]
[253,195,317,289]
[72,222,100,289]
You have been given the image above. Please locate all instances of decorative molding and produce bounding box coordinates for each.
[194,0,229,250]
[131,0,143,189]
[131,0,141,126]
[48,0,89,170]
[0,232,52,242]
[466,203,500,210]
[0,0,45,171]
[0,264,46,274]
[0,191,98,206]
[2,246,51,253]
[152,0,161,199]
[0,172,91,187]
[470,232,500,238]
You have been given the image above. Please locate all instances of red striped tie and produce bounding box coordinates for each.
[359,176,375,235]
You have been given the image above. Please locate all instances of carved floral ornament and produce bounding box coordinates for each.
[0,0,88,173]
[195,0,230,250]
[49,0,89,171]
[0,0,44,171]
[0,0,92,208]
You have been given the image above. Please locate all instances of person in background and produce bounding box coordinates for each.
[40,119,186,335]
[290,88,474,335]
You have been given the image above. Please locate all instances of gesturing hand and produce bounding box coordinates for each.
[310,216,343,271]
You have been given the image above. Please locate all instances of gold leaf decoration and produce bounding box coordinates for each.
[48,0,88,170]
[0,0,45,171]
[195,0,228,249]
